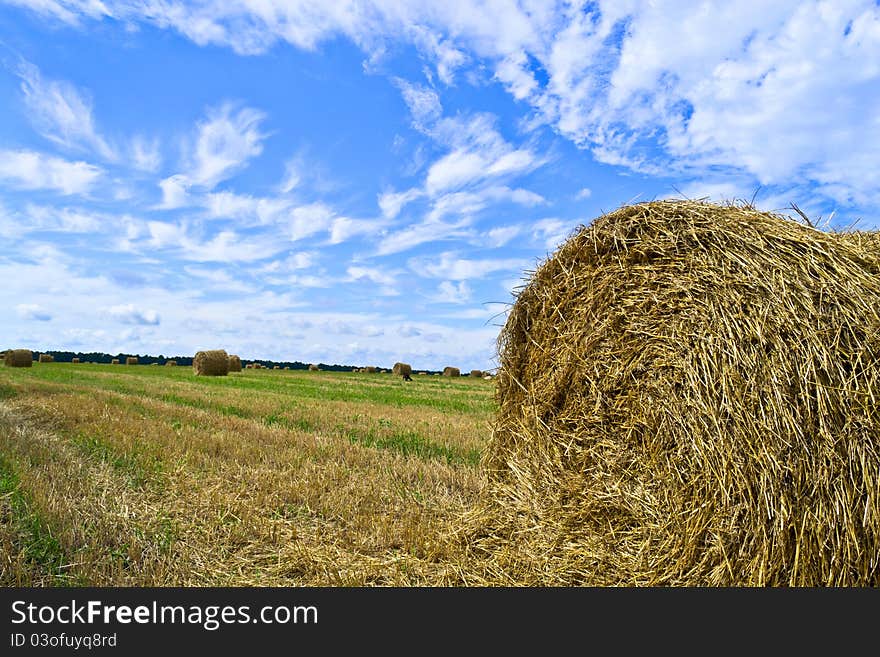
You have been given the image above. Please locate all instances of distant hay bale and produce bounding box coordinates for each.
[472,199,880,586]
[245,363,253,369]
[433,373,440,376]
[283,366,290,370]
[392,362,413,377]
[125,357,138,365]
[228,355,242,372]
[469,369,483,378]
[111,359,120,364]
[71,357,80,364]
[38,354,53,363]
[273,365,280,370]
[482,374,493,380]
[193,349,229,376]
[4,349,33,368]
[364,366,377,373]
[150,362,158,366]
[165,361,177,367]
[417,371,427,376]
[254,363,262,369]
[442,367,460,377]
[308,364,319,371]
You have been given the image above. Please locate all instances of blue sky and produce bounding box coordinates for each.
[1,1,878,370]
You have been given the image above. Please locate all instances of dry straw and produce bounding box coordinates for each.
[392,362,413,377]
[442,367,460,377]
[193,349,229,376]
[468,199,880,586]
[38,354,53,363]
[125,357,138,365]
[4,349,33,368]
[228,355,242,372]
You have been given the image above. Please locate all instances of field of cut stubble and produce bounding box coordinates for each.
[0,363,496,586]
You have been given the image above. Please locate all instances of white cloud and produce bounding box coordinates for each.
[433,280,471,304]
[375,218,473,256]
[483,225,521,247]
[347,265,398,287]
[0,149,102,195]
[410,252,529,280]
[378,187,423,219]
[186,102,267,188]
[532,218,582,251]
[329,216,382,244]
[16,59,116,160]
[156,175,190,209]
[131,135,161,172]
[394,78,442,130]
[288,202,335,241]
[108,303,160,325]
[3,0,110,25]
[575,187,592,200]
[23,204,101,232]
[16,303,52,321]
[42,1,875,207]
[278,158,302,193]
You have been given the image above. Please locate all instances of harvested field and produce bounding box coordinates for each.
[0,363,494,585]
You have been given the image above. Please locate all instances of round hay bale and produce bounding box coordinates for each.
[228,355,242,372]
[38,354,53,363]
[125,357,138,365]
[4,349,33,368]
[475,199,880,586]
[111,358,120,365]
[273,365,280,370]
[71,357,80,364]
[193,349,229,376]
[417,371,427,376]
[364,366,377,373]
[308,364,319,371]
[392,362,413,377]
[469,369,483,378]
[165,360,177,367]
[442,366,460,377]
[245,363,254,369]
[283,366,290,370]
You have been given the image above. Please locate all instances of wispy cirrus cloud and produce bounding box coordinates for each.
[16,59,115,160]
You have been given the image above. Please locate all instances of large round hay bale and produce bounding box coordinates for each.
[392,362,412,377]
[442,366,460,377]
[475,199,880,586]
[165,360,177,367]
[193,349,229,376]
[125,357,138,365]
[111,358,120,365]
[228,354,242,372]
[4,349,33,368]
[38,354,53,363]
[71,357,80,364]
[469,369,483,378]
[364,366,377,373]
[308,364,319,371]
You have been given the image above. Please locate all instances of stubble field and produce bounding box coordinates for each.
[0,363,498,586]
